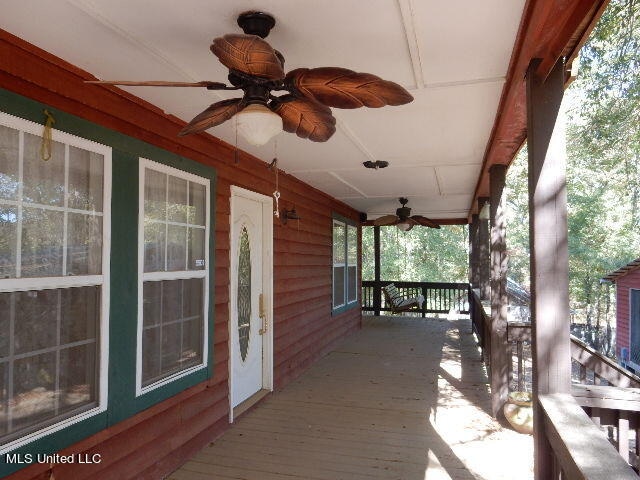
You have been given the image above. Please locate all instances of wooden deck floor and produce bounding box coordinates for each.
[169,316,533,480]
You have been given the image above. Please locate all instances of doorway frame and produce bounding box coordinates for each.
[228,186,274,422]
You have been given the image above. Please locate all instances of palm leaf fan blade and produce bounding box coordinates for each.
[373,215,399,226]
[179,99,244,136]
[285,67,413,109]
[411,215,440,229]
[210,34,284,80]
[270,95,336,142]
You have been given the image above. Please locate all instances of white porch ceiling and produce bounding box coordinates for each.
[1,0,526,220]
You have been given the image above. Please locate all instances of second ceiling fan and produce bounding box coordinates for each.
[374,198,440,231]
[88,11,413,144]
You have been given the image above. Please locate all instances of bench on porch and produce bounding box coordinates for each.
[382,283,424,314]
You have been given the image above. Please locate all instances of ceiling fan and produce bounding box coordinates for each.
[87,11,413,145]
[374,198,440,231]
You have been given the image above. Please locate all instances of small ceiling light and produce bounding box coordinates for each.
[396,221,412,232]
[236,104,283,146]
[363,160,389,169]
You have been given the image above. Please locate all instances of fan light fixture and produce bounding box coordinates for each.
[236,104,283,146]
[396,222,412,232]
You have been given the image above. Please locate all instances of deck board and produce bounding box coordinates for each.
[169,316,533,480]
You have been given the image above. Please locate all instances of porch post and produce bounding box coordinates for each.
[527,57,571,480]
[489,164,508,417]
[478,197,491,300]
[469,214,480,289]
[373,225,382,315]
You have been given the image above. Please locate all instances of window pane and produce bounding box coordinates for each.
[162,279,182,325]
[60,286,99,344]
[144,169,166,221]
[347,225,357,265]
[161,322,181,376]
[14,289,58,354]
[144,221,166,272]
[0,125,19,201]
[143,281,162,327]
[347,266,357,303]
[21,207,64,277]
[0,206,17,278]
[183,278,204,318]
[22,133,65,206]
[68,146,103,212]
[188,182,206,226]
[0,362,7,436]
[333,266,345,308]
[142,278,203,387]
[167,175,188,223]
[167,225,187,271]
[188,227,205,270]
[67,213,102,275]
[11,352,57,432]
[333,222,345,264]
[0,294,9,358]
[59,344,97,415]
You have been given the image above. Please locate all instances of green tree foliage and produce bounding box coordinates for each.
[506,0,640,353]
[362,225,468,282]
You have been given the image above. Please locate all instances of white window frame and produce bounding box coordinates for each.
[136,158,210,396]
[346,224,358,304]
[332,218,358,311]
[0,111,111,455]
[628,288,640,371]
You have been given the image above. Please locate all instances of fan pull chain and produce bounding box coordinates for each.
[234,115,239,164]
[40,110,55,161]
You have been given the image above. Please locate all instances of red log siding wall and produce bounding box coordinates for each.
[0,30,361,480]
[616,268,640,358]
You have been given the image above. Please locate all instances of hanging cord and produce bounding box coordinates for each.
[40,110,55,161]
[271,138,280,217]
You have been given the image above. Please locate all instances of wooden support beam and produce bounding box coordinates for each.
[478,197,491,301]
[373,225,381,315]
[527,57,571,480]
[469,214,480,289]
[490,164,509,417]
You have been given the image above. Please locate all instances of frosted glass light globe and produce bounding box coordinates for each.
[236,104,283,146]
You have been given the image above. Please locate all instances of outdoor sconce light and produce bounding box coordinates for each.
[281,208,301,225]
[479,200,490,220]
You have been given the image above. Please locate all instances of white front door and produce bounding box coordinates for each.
[230,187,273,411]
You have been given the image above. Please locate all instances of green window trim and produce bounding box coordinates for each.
[0,88,216,477]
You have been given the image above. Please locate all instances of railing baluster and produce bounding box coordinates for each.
[517,340,524,392]
[619,410,630,462]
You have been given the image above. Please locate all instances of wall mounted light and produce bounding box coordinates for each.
[479,200,490,220]
[281,208,300,225]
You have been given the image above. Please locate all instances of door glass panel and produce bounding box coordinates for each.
[237,227,251,362]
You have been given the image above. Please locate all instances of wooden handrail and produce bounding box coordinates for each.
[539,393,638,479]
[506,323,640,389]
[570,337,640,388]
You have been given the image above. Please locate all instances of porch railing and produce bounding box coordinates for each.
[361,280,469,317]
[508,322,640,474]
[469,289,491,371]
[540,393,638,479]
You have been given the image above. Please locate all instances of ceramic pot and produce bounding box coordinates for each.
[503,391,533,434]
